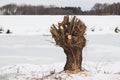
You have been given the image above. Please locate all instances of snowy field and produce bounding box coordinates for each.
[0,16,120,80]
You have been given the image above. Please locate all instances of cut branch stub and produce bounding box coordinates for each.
[50,15,86,48]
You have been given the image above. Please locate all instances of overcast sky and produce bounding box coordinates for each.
[0,0,120,10]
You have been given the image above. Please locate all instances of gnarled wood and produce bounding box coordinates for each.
[50,15,86,73]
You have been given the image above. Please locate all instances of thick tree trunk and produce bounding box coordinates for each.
[64,47,83,72]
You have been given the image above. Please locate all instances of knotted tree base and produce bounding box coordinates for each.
[50,16,86,73]
[64,48,83,73]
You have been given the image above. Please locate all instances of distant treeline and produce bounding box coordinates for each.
[85,3,120,15]
[0,2,120,15]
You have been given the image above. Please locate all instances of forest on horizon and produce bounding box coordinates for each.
[0,2,120,15]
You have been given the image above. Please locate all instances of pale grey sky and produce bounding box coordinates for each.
[0,0,120,10]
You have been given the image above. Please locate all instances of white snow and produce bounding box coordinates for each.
[0,16,120,80]
[0,62,120,80]
[0,15,119,35]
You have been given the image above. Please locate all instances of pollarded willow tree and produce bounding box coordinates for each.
[50,15,86,73]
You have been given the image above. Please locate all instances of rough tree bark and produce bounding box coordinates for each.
[50,15,86,73]
[64,48,82,72]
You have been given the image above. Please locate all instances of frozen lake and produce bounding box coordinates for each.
[0,34,120,67]
[0,16,120,68]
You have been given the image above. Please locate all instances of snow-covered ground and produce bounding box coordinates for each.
[0,16,120,80]
[0,15,120,35]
